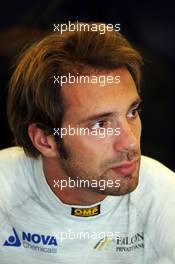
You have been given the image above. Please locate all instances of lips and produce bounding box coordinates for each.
[111,161,137,176]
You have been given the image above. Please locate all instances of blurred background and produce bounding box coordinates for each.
[0,0,174,170]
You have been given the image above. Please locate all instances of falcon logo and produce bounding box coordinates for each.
[94,232,144,252]
[94,237,113,250]
[71,204,101,217]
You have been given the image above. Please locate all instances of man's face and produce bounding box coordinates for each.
[58,68,142,195]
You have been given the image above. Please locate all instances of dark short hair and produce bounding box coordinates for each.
[7,22,143,158]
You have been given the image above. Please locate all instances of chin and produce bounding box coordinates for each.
[95,174,139,196]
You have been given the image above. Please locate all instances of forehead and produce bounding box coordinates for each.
[61,68,139,120]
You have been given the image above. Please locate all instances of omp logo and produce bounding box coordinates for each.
[3,228,21,247]
[3,228,58,253]
[71,204,101,217]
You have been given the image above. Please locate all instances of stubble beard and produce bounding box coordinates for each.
[57,140,141,196]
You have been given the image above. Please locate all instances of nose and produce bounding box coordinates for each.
[113,120,138,152]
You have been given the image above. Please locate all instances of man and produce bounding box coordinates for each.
[0,23,174,263]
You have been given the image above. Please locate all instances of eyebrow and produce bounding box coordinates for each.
[79,97,142,124]
[129,97,142,109]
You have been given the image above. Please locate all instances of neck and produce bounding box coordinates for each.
[42,156,106,206]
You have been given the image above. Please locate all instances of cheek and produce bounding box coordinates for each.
[137,117,142,139]
[131,117,142,138]
[65,134,111,163]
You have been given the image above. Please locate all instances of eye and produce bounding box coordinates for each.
[91,120,108,130]
[127,105,142,119]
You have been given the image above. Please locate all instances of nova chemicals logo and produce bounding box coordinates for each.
[3,228,21,247]
[3,228,58,254]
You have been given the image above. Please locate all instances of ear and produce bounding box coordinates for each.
[28,124,58,158]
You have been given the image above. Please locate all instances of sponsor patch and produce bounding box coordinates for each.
[71,204,101,217]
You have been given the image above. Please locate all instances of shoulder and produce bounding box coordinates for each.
[139,155,175,189]
[133,155,175,202]
[0,146,28,163]
[134,156,175,258]
[0,146,33,180]
[131,155,175,219]
[140,155,174,177]
[132,157,175,240]
[0,147,37,213]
